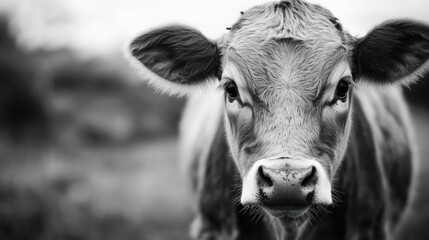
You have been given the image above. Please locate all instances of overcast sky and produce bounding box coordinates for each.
[1,0,428,57]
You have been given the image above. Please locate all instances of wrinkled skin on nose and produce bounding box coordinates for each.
[258,164,317,205]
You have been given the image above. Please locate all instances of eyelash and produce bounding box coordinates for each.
[218,79,231,90]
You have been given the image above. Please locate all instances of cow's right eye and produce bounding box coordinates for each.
[335,79,351,102]
[225,81,239,102]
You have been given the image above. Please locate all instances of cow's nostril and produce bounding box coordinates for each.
[258,166,273,187]
[301,166,317,187]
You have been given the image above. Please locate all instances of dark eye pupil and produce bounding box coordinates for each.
[336,80,349,100]
[226,81,239,100]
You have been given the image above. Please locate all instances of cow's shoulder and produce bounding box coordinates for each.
[178,87,224,190]
[352,85,414,225]
[355,86,414,192]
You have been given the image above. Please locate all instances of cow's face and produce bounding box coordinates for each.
[222,46,352,218]
[127,0,429,222]
[219,2,354,217]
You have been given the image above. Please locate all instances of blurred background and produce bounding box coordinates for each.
[0,0,428,239]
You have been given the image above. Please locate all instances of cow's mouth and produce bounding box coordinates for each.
[262,204,311,218]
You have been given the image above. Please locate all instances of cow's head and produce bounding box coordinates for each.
[127,0,429,221]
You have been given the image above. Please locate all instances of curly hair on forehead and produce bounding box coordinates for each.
[225,0,346,46]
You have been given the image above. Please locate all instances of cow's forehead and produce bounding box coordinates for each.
[222,0,352,102]
[228,0,342,44]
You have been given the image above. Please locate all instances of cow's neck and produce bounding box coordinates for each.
[333,97,388,239]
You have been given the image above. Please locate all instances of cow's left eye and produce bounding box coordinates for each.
[335,79,350,102]
[225,81,239,102]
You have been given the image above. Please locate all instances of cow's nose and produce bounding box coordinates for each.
[257,164,318,205]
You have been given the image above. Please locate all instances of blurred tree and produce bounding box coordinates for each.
[0,16,50,143]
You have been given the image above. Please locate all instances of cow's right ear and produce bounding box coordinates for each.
[125,25,221,96]
[352,20,429,86]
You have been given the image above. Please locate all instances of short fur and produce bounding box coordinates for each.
[181,84,413,240]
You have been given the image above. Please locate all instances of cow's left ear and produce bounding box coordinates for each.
[125,25,221,96]
[353,20,429,85]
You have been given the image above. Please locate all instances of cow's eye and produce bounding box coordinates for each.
[225,81,239,102]
[335,79,350,102]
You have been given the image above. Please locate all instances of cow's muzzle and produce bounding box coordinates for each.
[241,157,332,218]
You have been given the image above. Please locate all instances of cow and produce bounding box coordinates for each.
[125,0,429,239]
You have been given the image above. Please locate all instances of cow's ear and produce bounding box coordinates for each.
[126,25,221,96]
[353,20,429,85]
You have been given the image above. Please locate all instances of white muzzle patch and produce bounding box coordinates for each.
[241,156,332,206]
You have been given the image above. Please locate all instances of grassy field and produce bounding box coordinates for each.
[0,138,193,240]
[0,108,429,240]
